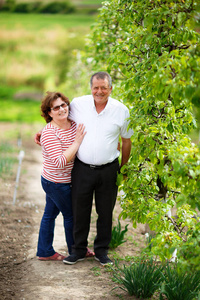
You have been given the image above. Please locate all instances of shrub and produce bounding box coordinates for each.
[0,0,75,14]
[160,265,200,300]
[13,3,31,13]
[13,2,42,13]
[109,219,128,249]
[38,1,75,14]
[26,2,42,13]
[112,258,164,298]
[25,75,46,90]
[0,0,16,12]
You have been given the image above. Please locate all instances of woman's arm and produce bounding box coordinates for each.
[34,130,42,146]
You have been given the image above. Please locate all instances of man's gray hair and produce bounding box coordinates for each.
[90,72,112,88]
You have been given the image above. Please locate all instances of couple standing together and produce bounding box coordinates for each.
[35,72,132,266]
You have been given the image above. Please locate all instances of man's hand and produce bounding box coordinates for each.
[74,124,87,145]
[34,130,42,146]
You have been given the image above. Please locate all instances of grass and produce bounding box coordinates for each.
[76,0,103,4]
[0,84,45,123]
[0,99,44,123]
[0,12,96,30]
[110,259,200,299]
[90,266,102,276]
[109,220,129,249]
[112,258,164,298]
[0,156,17,176]
[0,12,95,94]
[160,265,200,300]
[0,142,18,177]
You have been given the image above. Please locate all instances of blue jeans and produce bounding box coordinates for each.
[36,176,74,257]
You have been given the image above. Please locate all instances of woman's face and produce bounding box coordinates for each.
[48,97,69,122]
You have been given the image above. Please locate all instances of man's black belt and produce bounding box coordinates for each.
[77,158,118,169]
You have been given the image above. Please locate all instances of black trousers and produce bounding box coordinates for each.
[71,158,119,257]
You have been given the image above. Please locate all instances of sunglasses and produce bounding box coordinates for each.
[51,102,69,111]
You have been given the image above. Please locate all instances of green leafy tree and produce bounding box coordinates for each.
[87,0,200,270]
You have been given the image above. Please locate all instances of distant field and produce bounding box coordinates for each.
[0,12,95,83]
[0,12,96,30]
[0,99,45,123]
[0,12,96,123]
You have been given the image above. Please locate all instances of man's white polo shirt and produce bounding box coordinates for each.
[69,95,132,166]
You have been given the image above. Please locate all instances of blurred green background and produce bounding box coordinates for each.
[0,0,199,143]
[0,0,100,124]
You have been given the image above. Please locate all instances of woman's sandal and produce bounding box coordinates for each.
[85,248,95,257]
[38,252,66,261]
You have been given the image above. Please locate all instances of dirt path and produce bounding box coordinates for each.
[0,128,146,300]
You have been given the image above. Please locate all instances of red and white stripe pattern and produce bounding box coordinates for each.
[41,121,77,183]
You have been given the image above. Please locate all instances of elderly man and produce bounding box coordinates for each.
[63,71,132,266]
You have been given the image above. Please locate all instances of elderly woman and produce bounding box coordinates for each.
[37,91,93,261]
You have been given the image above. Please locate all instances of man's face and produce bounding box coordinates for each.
[91,77,112,105]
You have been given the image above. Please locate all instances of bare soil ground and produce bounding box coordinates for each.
[0,123,149,300]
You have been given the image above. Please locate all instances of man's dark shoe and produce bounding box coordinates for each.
[63,254,85,265]
[94,255,113,266]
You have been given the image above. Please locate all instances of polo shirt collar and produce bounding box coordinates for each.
[92,97,111,114]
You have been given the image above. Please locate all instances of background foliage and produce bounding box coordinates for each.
[0,4,97,122]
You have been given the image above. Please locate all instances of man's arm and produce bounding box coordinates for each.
[34,130,42,146]
[120,137,132,168]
